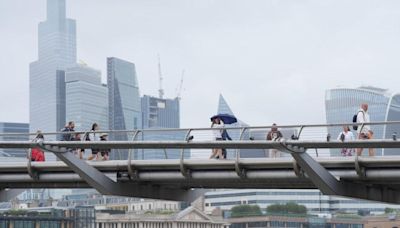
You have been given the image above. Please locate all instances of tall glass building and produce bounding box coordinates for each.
[107,57,142,160]
[141,95,180,129]
[0,122,29,159]
[139,95,184,159]
[325,86,393,156]
[65,64,108,132]
[30,0,77,136]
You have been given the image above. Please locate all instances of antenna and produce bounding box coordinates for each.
[158,54,164,99]
[176,70,185,100]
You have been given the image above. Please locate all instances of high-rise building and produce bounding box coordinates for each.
[30,0,77,136]
[65,64,108,132]
[107,57,142,160]
[141,95,180,129]
[325,86,400,156]
[0,122,29,160]
[139,95,183,159]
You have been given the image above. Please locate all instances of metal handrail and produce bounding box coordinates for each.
[2,121,400,137]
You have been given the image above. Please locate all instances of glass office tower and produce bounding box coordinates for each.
[30,0,77,136]
[65,64,108,132]
[107,57,142,160]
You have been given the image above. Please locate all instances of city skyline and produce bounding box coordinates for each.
[3,0,400,129]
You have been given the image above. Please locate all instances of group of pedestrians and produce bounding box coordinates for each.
[30,121,110,162]
[337,103,374,157]
[61,121,110,161]
[208,103,375,159]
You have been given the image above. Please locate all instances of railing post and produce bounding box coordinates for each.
[297,126,305,139]
[235,127,247,178]
[180,129,192,178]
[127,130,141,180]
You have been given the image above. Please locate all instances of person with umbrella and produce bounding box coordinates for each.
[209,114,237,159]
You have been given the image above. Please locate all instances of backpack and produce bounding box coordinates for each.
[352,111,364,131]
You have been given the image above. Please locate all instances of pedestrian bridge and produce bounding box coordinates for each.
[1,121,400,204]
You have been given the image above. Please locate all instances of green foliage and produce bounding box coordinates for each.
[385,207,396,214]
[231,205,263,218]
[266,202,307,215]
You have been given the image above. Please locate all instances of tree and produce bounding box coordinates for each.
[385,208,395,214]
[266,202,307,215]
[231,205,263,218]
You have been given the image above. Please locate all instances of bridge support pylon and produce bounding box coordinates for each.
[280,141,400,204]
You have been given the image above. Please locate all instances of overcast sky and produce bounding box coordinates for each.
[1,0,400,128]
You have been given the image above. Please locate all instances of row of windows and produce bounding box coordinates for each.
[205,191,321,199]
[97,222,225,228]
[231,221,363,228]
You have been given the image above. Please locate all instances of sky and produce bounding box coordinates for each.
[1,0,400,128]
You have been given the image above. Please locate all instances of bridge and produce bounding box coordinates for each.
[1,121,400,204]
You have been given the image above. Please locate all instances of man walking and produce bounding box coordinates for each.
[61,121,75,141]
[356,104,374,156]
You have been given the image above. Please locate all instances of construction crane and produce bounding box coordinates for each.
[176,70,185,100]
[158,54,164,99]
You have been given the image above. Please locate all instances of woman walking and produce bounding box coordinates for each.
[87,123,100,160]
[210,117,224,159]
[337,125,355,156]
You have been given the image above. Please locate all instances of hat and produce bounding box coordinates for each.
[100,133,108,137]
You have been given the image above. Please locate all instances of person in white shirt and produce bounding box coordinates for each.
[87,123,101,160]
[337,126,355,156]
[210,117,224,159]
[356,103,374,156]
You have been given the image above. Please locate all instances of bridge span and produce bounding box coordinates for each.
[1,121,400,204]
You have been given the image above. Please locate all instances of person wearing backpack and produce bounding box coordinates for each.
[337,126,355,156]
[61,121,75,141]
[355,103,374,156]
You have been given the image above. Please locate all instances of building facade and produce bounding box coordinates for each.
[65,64,108,132]
[107,57,142,160]
[204,189,400,215]
[0,122,29,159]
[0,206,95,228]
[325,86,400,156]
[141,95,180,129]
[139,95,184,159]
[228,215,400,228]
[96,206,228,228]
[30,0,77,136]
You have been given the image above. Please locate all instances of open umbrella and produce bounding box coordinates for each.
[210,113,238,124]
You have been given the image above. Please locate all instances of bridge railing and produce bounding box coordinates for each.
[1,121,400,161]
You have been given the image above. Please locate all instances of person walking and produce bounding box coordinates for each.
[99,133,110,161]
[210,117,224,159]
[337,126,355,156]
[31,131,45,162]
[87,123,100,161]
[266,123,283,158]
[61,121,75,141]
[73,133,84,159]
[221,129,232,159]
[356,104,374,156]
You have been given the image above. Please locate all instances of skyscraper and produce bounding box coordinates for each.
[325,86,400,156]
[107,57,142,160]
[139,95,184,159]
[65,64,108,132]
[141,95,180,129]
[30,0,77,136]
[0,122,29,160]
